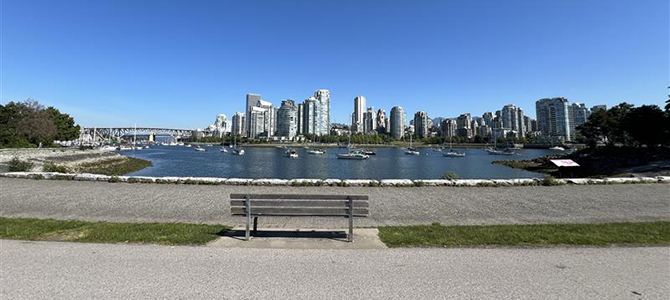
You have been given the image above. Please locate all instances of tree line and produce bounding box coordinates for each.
[578,100,670,148]
[0,99,80,148]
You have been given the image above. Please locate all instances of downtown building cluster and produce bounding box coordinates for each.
[197,89,331,141]
[197,91,605,143]
[346,96,605,143]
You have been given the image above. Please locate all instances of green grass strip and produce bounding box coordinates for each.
[378,221,670,248]
[0,217,229,246]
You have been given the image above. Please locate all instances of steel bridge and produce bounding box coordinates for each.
[80,127,196,143]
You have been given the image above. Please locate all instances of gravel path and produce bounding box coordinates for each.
[1,177,668,227]
[1,240,668,299]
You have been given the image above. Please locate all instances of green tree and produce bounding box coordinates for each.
[623,105,667,147]
[44,106,80,141]
[0,99,80,148]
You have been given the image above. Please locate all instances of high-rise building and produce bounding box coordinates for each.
[313,89,331,135]
[245,93,261,137]
[352,96,366,134]
[231,112,245,136]
[277,100,298,140]
[413,111,429,138]
[456,113,472,138]
[501,104,525,137]
[523,115,534,133]
[300,89,330,136]
[376,109,387,134]
[302,97,318,136]
[591,105,607,113]
[363,106,376,134]
[482,112,494,127]
[441,119,457,138]
[571,103,590,128]
[536,97,573,141]
[296,103,304,135]
[248,101,274,139]
[390,106,405,139]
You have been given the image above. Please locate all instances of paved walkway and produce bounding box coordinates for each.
[1,178,669,227]
[1,240,667,299]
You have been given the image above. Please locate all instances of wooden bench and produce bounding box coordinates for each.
[230,194,369,242]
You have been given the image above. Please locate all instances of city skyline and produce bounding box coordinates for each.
[2,0,667,128]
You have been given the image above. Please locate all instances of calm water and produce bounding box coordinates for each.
[121,145,553,179]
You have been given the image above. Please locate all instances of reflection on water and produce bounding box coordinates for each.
[122,146,553,179]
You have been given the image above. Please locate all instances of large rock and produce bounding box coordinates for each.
[380,179,414,187]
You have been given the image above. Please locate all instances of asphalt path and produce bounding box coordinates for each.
[1,240,668,299]
[1,178,669,227]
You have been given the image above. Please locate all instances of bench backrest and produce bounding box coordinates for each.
[230,194,369,217]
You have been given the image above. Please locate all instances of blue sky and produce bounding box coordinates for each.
[2,0,668,128]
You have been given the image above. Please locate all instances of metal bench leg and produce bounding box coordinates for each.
[348,197,353,242]
[245,196,251,241]
[253,217,258,236]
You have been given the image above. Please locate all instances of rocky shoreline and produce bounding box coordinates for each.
[0,148,120,172]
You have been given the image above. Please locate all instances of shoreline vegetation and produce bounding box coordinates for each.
[0,148,152,175]
[493,146,670,178]
[1,217,668,248]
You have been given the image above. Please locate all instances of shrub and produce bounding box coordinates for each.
[413,181,426,187]
[441,171,459,180]
[43,163,70,173]
[108,176,119,183]
[541,175,564,186]
[8,158,33,172]
[368,181,381,187]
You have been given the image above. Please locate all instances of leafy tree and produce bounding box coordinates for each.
[622,105,666,147]
[44,107,80,141]
[0,99,80,148]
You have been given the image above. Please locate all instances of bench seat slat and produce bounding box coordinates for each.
[230,207,369,216]
[230,200,369,208]
[230,194,368,200]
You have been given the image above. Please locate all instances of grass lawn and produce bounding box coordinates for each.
[378,221,670,248]
[0,217,229,246]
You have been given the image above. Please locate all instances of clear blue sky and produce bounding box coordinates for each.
[2,0,668,128]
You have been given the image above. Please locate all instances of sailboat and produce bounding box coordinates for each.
[485,130,515,155]
[337,132,369,160]
[231,136,245,156]
[442,132,465,157]
[405,134,420,155]
[220,147,228,153]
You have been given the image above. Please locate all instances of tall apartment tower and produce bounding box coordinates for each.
[456,113,472,138]
[296,103,304,135]
[591,105,607,113]
[231,112,245,136]
[376,109,387,134]
[571,103,590,128]
[245,93,261,137]
[536,97,573,141]
[352,96,366,134]
[441,119,457,138]
[313,89,331,135]
[389,106,405,139]
[363,107,376,134]
[302,97,318,136]
[277,100,298,140]
[413,111,429,138]
[501,104,525,137]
